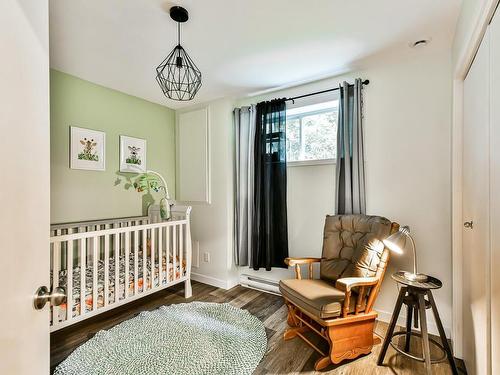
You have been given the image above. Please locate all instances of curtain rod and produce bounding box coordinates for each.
[285,79,369,103]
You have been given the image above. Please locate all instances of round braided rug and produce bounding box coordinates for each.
[54,302,267,375]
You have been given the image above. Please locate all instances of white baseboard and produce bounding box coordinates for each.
[376,309,451,339]
[226,277,239,290]
[191,272,235,290]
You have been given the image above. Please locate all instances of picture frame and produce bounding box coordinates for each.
[70,126,106,171]
[120,135,147,173]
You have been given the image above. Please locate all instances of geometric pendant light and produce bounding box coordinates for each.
[156,6,202,101]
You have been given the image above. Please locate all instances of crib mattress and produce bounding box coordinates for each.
[51,251,186,322]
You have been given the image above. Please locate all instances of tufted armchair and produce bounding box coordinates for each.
[279,214,398,370]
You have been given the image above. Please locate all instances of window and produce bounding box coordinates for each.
[286,100,338,165]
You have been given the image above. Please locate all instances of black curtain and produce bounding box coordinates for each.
[252,99,289,270]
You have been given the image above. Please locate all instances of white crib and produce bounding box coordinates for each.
[49,205,192,332]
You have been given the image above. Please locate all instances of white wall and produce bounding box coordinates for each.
[287,164,336,258]
[176,98,237,289]
[177,45,453,334]
[363,50,452,335]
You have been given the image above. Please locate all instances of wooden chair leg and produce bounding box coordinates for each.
[285,302,300,327]
[378,286,407,365]
[405,302,413,352]
[283,326,309,340]
[418,293,432,375]
[314,356,332,371]
[427,291,459,375]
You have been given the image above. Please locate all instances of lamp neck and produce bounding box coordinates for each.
[407,234,417,275]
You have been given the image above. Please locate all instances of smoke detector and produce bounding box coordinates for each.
[410,39,431,48]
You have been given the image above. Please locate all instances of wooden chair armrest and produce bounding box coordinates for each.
[335,277,380,317]
[285,257,321,280]
[284,257,321,266]
[335,277,379,292]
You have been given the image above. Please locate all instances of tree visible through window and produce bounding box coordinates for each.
[286,100,338,162]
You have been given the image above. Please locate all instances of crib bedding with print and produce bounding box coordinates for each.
[51,251,186,322]
[49,205,192,331]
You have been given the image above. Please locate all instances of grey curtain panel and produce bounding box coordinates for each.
[233,105,256,266]
[335,78,366,214]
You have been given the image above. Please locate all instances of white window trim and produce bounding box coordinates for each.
[287,158,336,167]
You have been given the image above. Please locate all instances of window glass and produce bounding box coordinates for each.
[286,100,338,162]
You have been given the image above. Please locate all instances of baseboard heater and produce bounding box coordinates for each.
[239,274,281,296]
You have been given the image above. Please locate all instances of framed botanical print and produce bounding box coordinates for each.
[70,126,106,171]
[120,135,147,173]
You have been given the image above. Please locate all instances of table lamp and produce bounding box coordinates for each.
[382,225,428,282]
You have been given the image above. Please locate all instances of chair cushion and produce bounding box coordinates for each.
[320,215,392,282]
[279,279,346,319]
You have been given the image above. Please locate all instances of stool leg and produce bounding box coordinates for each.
[418,293,432,374]
[405,302,413,352]
[377,286,407,365]
[427,291,459,375]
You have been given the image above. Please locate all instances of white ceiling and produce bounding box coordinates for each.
[49,0,462,109]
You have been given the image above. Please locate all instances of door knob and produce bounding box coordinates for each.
[33,286,66,310]
[463,221,473,229]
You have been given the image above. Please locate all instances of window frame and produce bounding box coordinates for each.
[285,102,338,167]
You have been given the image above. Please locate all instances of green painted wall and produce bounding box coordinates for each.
[50,70,175,223]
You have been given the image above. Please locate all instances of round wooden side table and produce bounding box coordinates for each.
[377,272,459,375]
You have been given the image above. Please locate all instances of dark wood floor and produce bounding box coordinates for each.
[51,281,466,374]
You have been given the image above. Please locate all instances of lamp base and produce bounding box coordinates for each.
[403,272,428,282]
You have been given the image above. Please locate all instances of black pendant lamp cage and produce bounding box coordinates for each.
[156,6,202,101]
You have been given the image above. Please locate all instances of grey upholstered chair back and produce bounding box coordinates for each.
[320,215,393,283]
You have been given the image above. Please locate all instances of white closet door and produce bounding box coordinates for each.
[0,1,50,373]
[463,28,491,375]
[489,11,500,375]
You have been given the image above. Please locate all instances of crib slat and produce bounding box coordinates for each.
[104,233,109,307]
[142,229,147,292]
[92,236,98,311]
[151,228,155,287]
[125,231,130,298]
[67,233,73,322]
[52,241,61,325]
[166,227,171,282]
[158,227,163,286]
[134,230,138,295]
[86,226,91,265]
[53,239,61,291]
[80,238,86,316]
[179,224,184,279]
[114,232,119,302]
[173,225,177,281]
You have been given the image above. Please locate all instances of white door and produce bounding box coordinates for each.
[0,1,50,374]
[489,11,500,375]
[462,29,491,375]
